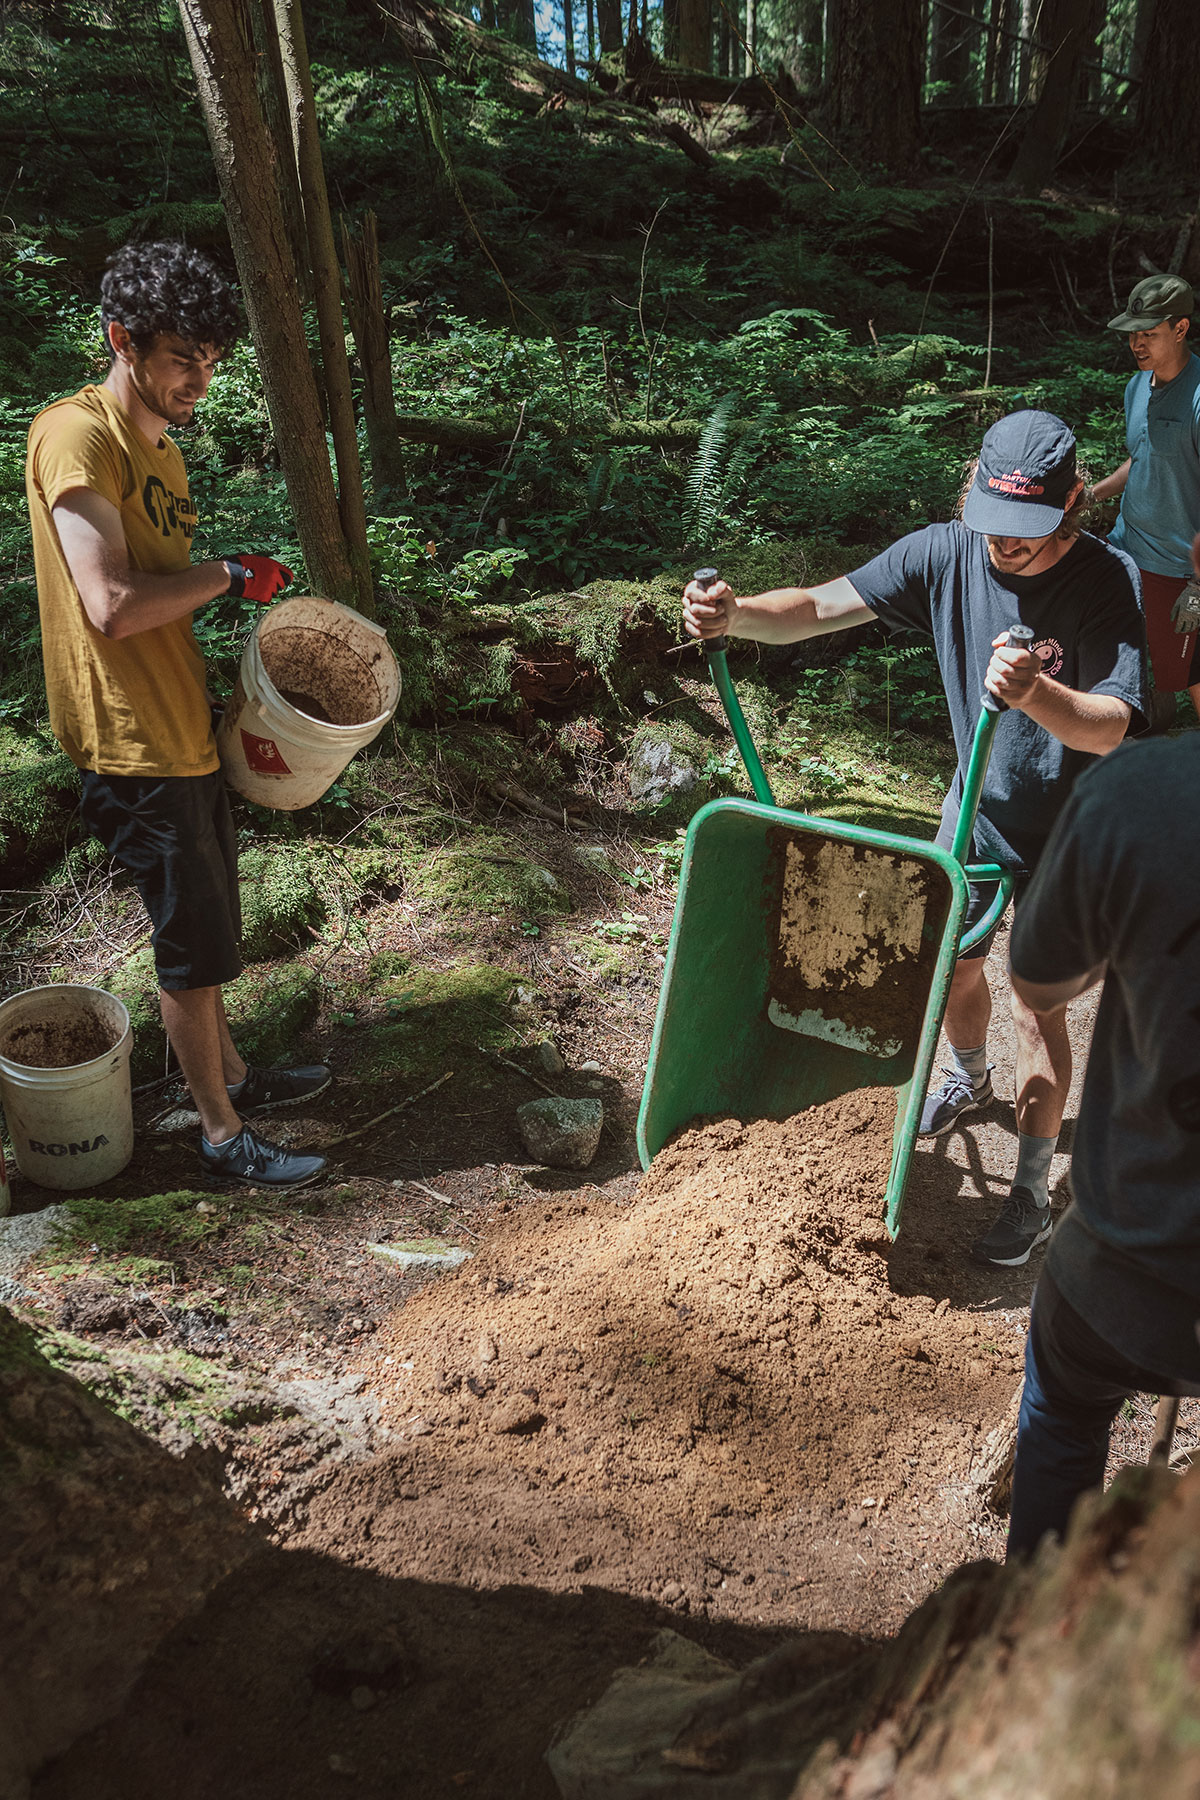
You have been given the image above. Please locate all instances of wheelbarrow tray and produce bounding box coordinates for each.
[637,797,972,1237]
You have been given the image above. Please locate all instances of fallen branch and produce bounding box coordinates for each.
[325,1069,454,1146]
[487,777,587,829]
[482,1048,560,1098]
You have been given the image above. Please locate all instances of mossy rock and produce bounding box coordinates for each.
[407,836,573,921]
[105,947,321,1083]
[0,733,81,883]
[237,846,327,961]
[105,947,167,1084]
[226,963,323,1069]
[352,960,521,1084]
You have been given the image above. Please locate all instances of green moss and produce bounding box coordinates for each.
[105,947,322,1083]
[104,947,166,1084]
[48,1189,237,1257]
[407,834,572,919]
[354,960,521,1081]
[237,845,327,960]
[226,963,323,1068]
[564,934,627,979]
[38,1254,179,1284]
[0,737,81,881]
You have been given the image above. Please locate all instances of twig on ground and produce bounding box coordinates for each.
[325,1069,454,1146]
[482,1047,560,1097]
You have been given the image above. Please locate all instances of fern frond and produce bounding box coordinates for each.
[683,393,737,545]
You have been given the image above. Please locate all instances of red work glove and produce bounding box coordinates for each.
[224,554,294,603]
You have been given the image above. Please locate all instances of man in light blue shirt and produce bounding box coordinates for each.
[1094,273,1200,722]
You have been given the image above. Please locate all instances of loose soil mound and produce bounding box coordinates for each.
[27,1089,1026,1800]
[310,1088,1020,1633]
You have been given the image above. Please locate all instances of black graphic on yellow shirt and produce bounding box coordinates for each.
[142,475,197,540]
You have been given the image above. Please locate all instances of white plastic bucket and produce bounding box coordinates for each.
[217,595,401,811]
[0,985,134,1191]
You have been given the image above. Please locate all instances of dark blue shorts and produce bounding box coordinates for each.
[80,770,242,992]
[935,818,1029,962]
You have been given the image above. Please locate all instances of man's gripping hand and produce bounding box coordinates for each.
[984,631,1042,709]
[1171,578,1200,635]
[682,575,733,640]
[224,554,294,603]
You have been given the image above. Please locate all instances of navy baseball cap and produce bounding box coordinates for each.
[963,410,1078,538]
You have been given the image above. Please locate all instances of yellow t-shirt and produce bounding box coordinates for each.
[25,383,217,776]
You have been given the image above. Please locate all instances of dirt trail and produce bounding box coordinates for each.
[30,923,1088,1800]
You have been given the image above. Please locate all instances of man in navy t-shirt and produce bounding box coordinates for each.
[683,410,1146,1268]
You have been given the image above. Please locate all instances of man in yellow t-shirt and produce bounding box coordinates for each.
[26,240,328,1189]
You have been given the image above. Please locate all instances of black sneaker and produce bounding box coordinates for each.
[918,1066,994,1136]
[199,1125,327,1189]
[970,1185,1052,1268]
[229,1063,331,1115]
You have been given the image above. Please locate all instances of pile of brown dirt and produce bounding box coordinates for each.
[27,1089,1027,1800]
[314,1087,1021,1633]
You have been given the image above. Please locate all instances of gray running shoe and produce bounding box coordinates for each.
[918,1065,994,1137]
[200,1125,327,1189]
[970,1185,1052,1268]
[230,1063,331,1115]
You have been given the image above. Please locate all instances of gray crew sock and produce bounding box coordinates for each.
[949,1042,989,1089]
[202,1128,242,1151]
[1013,1132,1057,1210]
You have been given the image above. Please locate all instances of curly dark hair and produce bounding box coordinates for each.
[100,241,242,358]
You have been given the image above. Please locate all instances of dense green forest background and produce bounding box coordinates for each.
[1,0,1195,900]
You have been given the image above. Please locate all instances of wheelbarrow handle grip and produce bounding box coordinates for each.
[692,567,727,653]
[983,621,1036,712]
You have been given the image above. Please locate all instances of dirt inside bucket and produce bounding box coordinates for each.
[262,626,382,727]
[3,1007,119,1068]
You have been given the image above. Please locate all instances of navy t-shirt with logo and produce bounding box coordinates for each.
[847,521,1147,872]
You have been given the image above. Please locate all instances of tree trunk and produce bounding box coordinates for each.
[563,0,575,74]
[251,0,310,304]
[826,0,923,174]
[1128,0,1157,84]
[176,0,362,612]
[340,212,407,515]
[596,0,622,51]
[677,0,710,70]
[717,0,729,74]
[497,0,537,46]
[270,0,373,615]
[1134,0,1199,178]
[985,0,1013,103]
[586,0,595,61]
[793,0,823,87]
[661,0,679,58]
[1008,0,1096,193]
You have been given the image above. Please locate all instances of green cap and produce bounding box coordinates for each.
[1108,272,1195,332]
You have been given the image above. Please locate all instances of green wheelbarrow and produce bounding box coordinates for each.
[637,571,1030,1239]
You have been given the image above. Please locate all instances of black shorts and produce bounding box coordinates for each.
[935,818,1029,962]
[80,770,243,992]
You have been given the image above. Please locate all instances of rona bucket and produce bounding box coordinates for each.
[217,596,401,810]
[0,985,134,1191]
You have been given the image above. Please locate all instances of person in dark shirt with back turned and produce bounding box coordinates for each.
[1006,526,1200,1550]
[683,410,1147,1268]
